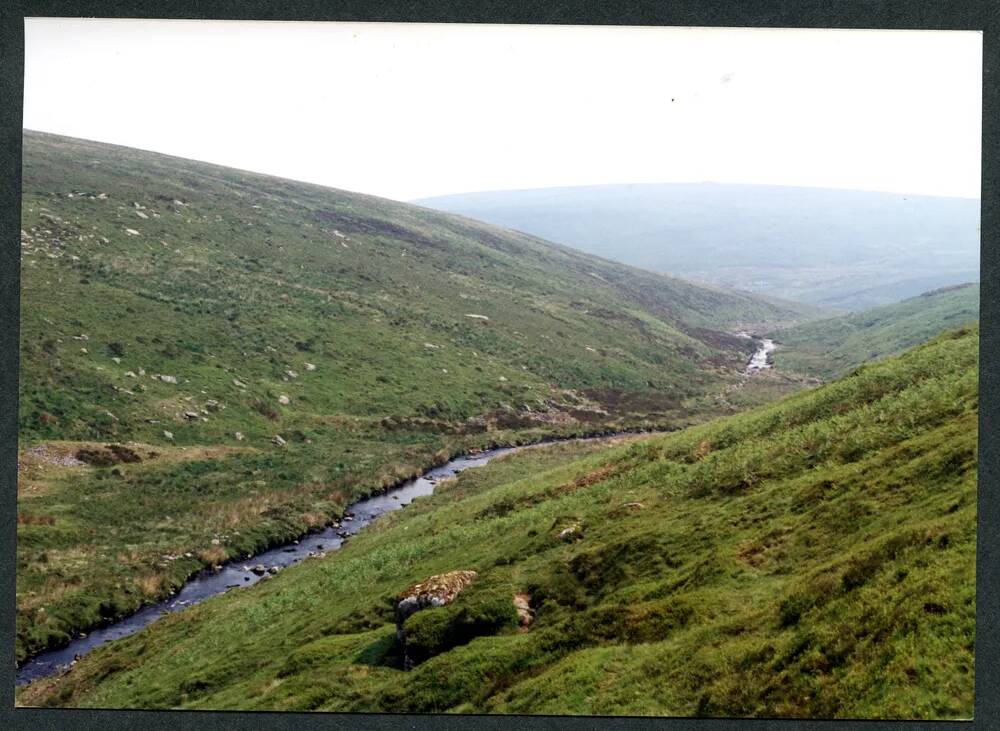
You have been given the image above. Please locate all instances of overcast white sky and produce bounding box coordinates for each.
[24,19,982,201]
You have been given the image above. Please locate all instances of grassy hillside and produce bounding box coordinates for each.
[20,327,978,718]
[769,283,979,379]
[416,183,980,311]
[16,131,817,663]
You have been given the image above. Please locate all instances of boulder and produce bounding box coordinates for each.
[394,570,478,643]
[513,592,534,629]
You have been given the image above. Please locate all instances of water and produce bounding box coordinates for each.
[16,446,520,686]
[737,331,776,374]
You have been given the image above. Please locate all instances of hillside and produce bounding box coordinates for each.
[415,183,980,311]
[19,327,978,717]
[16,131,818,663]
[769,283,980,380]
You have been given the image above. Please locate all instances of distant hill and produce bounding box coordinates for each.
[415,183,980,311]
[16,131,818,663]
[769,283,979,379]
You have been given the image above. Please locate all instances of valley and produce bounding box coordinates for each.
[16,131,817,667]
[14,132,979,719]
[19,327,978,717]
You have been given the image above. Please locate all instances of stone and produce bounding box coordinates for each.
[125,228,140,236]
[558,522,583,542]
[395,570,478,670]
[394,570,478,634]
[278,394,290,405]
[159,374,177,384]
[234,432,244,441]
[513,592,534,629]
[304,363,316,371]
[250,564,267,576]
[163,430,174,440]
[272,435,286,446]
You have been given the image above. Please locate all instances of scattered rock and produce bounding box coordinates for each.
[250,564,267,576]
[234,432,244,441]
[163,430,174,440]
[558,522,584,542]
[183,411,199,420]
[159,374,178,384]
[278,394,290,405]
[210,538,221,545]
[513,592,534,629]
[232,379,247,388]
[285,370,298,379]
[304,363,316,371]
[124,228,140,236]
[464,314,489,321]
[272,435,287,446]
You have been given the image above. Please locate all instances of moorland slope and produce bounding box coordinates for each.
[16,131,816,662]
[20,326,978,718]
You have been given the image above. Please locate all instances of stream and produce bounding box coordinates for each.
[16,445,528,686]
[737,331,776,374]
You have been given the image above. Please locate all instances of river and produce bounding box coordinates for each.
[16,445,526,685]
[17,433,646,686]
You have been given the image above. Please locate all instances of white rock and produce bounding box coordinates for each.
[163,430,174,440]
[160,375,177,384]
[304,363,316,371]
[125,228,140,236]
[278,394,290,405]
[234,432,244,441]
[272,435,287,446]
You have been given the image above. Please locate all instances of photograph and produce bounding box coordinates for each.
[12,18,981,718]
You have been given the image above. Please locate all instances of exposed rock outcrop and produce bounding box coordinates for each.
[394,570,477,668]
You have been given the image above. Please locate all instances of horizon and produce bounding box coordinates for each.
[22,128,984,204]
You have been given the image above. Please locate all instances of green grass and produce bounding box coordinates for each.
[20,326,978,718]
[17,131,818,663]
[769,283,979,379]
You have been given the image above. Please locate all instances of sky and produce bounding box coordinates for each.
[23,19,982,202]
